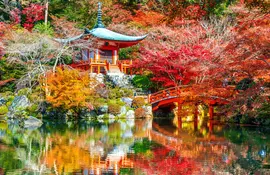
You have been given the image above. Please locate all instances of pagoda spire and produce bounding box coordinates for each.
[94,2,105,28]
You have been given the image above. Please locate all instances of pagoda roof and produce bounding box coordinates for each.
[54,2,147,44]
[85,28,147,42]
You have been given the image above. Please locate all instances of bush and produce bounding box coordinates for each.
[132,75,153,91]
[17,88,32,96]
[108,87,133,99]
[135,107,146,118]
[0,59,27,92]
[33,22,54,36]
[108,103,121,115]
[91,97,106,109]
[119,45,139,60]
[132,97,145,109]
[0,105,8,115]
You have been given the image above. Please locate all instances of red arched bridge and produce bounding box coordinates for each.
[148,85,236,120]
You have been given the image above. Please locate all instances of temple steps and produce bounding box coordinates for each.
[107,65,121,74]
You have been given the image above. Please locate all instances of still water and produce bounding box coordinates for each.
[0,117,269,175]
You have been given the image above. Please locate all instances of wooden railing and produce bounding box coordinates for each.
[65,59,135,74]
[149,85,190,104]
[149,85,235,105]
[90,59,107,74]
[117,60,133,74]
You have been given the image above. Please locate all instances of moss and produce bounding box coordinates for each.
[108,87,133,99]
[6,101,12,108]
[17,88,32,97]
[26,104,39,113]
[0,105,8,115]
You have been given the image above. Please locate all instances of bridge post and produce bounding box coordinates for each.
[194,103,198,131]
[177,99,184,129]
[209,121,213,134]
[209,105,214,120]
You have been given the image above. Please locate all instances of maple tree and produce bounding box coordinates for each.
[8,3,45,30]
[42,68,97,111]
[133,45,212,87]
[22,4,45,30]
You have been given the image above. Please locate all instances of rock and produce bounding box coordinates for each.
[108,114,115,123]
[120,106,127,116]
[106,74,134,88]
[121,97,133,107]
[98,105,108,114]
[89,73,104,84]
[97,115,105,123]
[122,130,133,138]
[80,109,97,118]
[8,95,31,113]
[109,114,115,119]
[24,116,42,129]
[143,105,153,117]
[0,96,6,106]
[126,110,135,119]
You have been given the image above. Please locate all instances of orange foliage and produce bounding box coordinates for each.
[42,68,95,110]
[46,144,95,174]
[132,11,165,27]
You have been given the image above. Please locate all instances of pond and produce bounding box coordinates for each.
[0,117,269,175]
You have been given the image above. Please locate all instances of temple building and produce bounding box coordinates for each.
[55,2,147,74]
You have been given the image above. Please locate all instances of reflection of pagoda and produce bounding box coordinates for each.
[56,2,147,74]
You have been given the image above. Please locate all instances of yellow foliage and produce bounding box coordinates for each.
[41,68,96,109]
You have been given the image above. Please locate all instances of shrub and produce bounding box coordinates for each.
[132,97,145,109]
[91,97,106,109]
[132,75,153,91]
[17,88,32,96]
[0,105,8,115]
[41,68,97,111]
[108,103,121,115]
[135,107,146,118]
[109,87,133,99]
[33,22,54,36]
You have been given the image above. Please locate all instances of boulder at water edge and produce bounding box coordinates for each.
[24,116,42,129]
[98,105,108,114]
[120,106,127,116]
[126,110,135,119]
[0,96,6,106]
[7,95,31,118]
[8,95,31,112]
[121,97,133,107]
[143,105,153,117]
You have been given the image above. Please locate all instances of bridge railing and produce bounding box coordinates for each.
[149,85,190,104]
[149,85,236,105]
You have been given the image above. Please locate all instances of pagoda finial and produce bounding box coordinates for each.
[94,2,105,28]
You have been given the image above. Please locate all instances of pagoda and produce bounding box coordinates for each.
[55,2,147,74]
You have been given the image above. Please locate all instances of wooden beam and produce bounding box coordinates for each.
[209,105,214,120]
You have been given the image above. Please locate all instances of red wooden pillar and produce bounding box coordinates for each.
[209,120,213,134]
[209,105,214,120]
[194,103,198,131]
[178,99,183,129]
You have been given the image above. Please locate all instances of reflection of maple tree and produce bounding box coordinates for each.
[46,144,94,174]
[134,146,199,175]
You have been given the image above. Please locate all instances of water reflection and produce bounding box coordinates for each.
[0,117,269,174]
